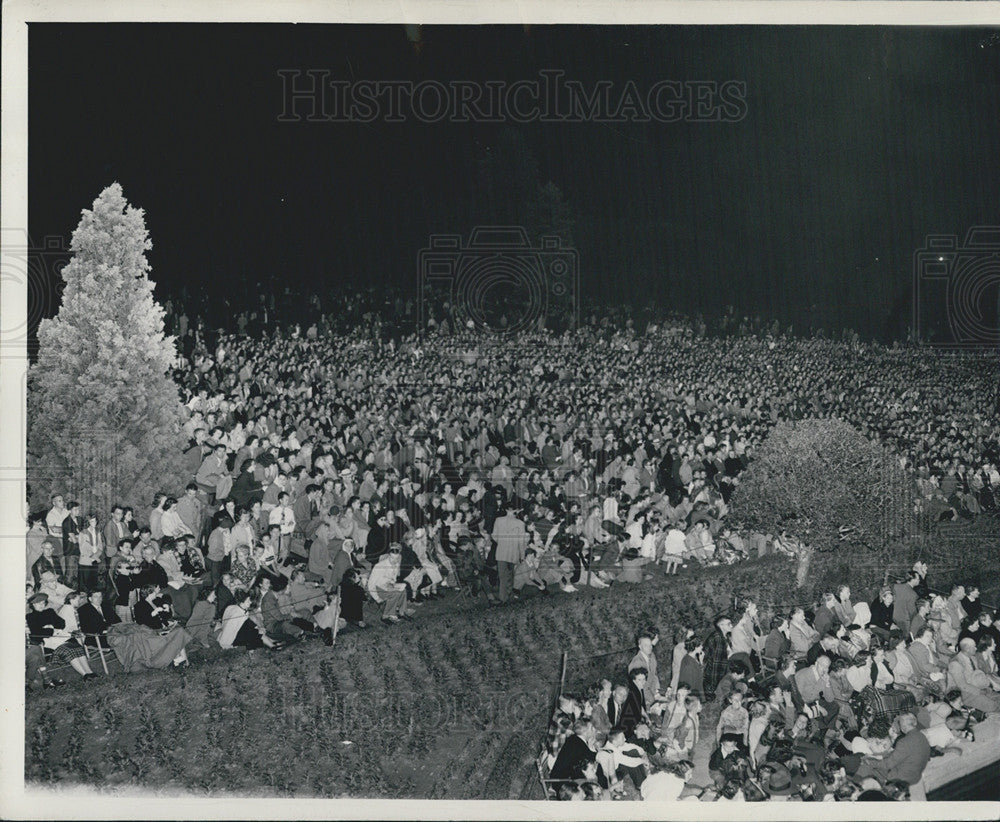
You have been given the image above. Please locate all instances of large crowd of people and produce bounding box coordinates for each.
[24,294,999,799]
[543,562,1000,802]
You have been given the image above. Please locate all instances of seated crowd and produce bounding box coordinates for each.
[543,563,1000,801]
[25,301,998,695]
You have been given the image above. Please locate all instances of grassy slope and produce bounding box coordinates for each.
[25,518,998,798]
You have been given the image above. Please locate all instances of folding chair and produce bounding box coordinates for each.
[27,636,77,685]
[448,566,470,602]
[82,633,110,675]
[536,750,561,800]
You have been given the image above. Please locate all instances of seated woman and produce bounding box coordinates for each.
[886,634,937,701]
[134,581,176,629]
[184,585,218,648]
[218,589,281,650]
[942,585,969,646]
[853,642,917,724]
[909,598,931,641]
[26,591,97,680]
[788,607,820,659]
[928,594,959,654]
[920,688,978,748]
[155,543,201,623]
[130,583,192,669]
[228,543,260,591]
[410,528,444,598]
[36,569,72,610]
[283,568,326,633]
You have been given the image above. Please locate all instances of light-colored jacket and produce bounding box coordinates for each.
[492,514,528,564]
[367,556,401,601]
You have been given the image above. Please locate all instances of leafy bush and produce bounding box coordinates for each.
[729,417,915,552]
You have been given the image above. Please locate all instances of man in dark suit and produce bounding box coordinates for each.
[607,684,629,732]
[78,589,116,645]
[621,667,650,736]
[549,719,597,781]
[806,631,844,666]
[61,500,82,588]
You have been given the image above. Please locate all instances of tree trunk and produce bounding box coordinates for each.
[795,544,814,589]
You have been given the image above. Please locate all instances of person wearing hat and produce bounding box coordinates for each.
[36,569,72,611]
[756,761,795,800]
[26,591,97,680]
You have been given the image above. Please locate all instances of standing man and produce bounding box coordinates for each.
[292,483,323,558]
[45,493,69,571]
[26,515,49,584]
[206,516,233,591]
[269,491,297,560]
[629,630,663,708]
[176,484,206,548]
[491,506,528,604]
[104,505,127,560]
[892,571,921,636]
[703,614,734,700]
[196,443,233,505]
[61,500,82,589]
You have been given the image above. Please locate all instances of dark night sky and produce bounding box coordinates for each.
[28,24,1000,341]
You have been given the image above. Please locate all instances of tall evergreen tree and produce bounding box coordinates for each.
[27,183,188,514]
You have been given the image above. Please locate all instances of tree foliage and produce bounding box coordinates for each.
[730,418,915,553]
[27,183,189,514]
[471,129,575,246]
